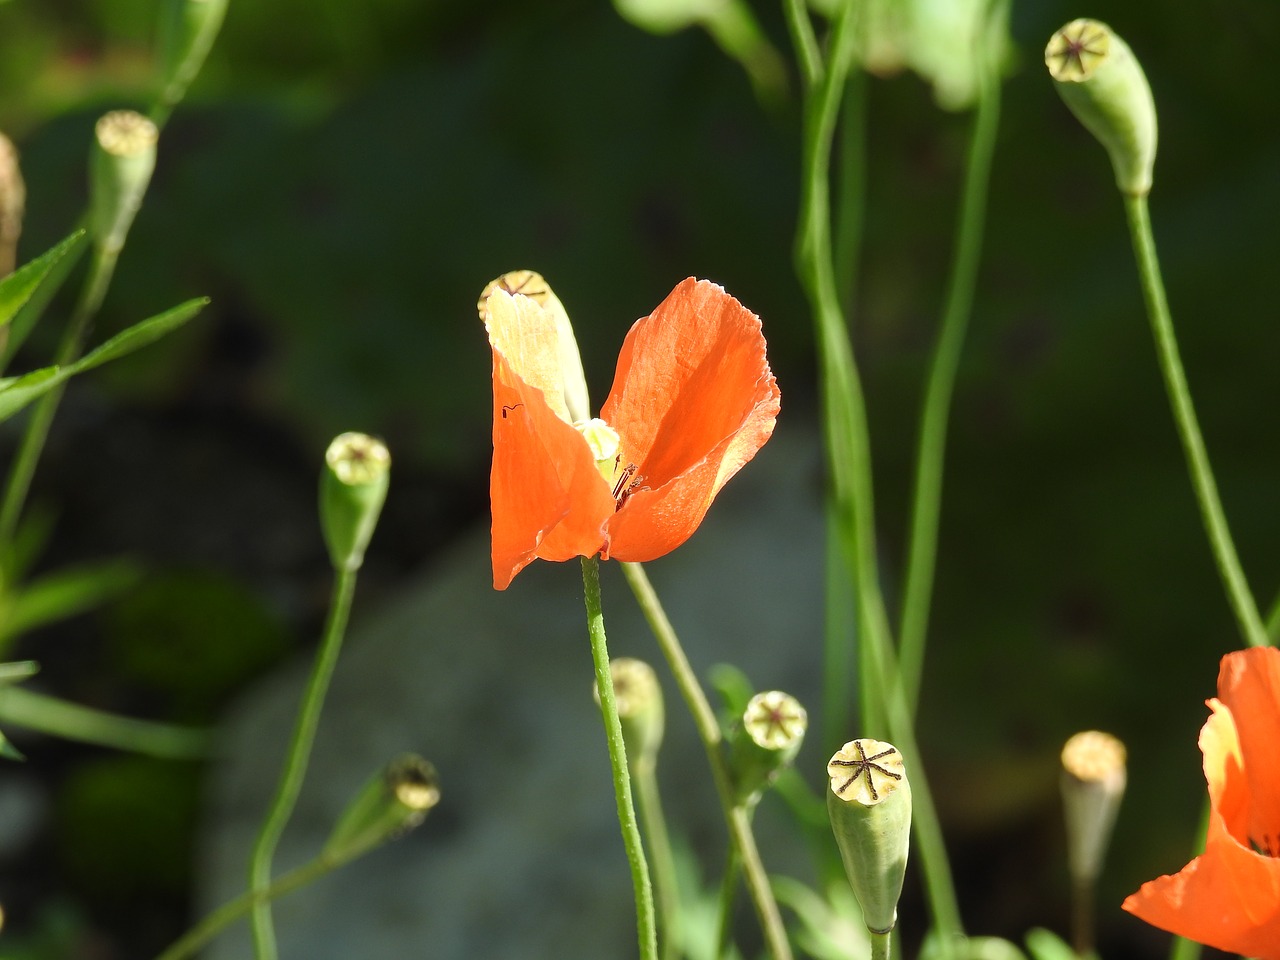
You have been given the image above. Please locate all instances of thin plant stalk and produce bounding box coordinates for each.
[633,757,680,960]
[1266,587,1280,642]
[0,247,117,546]
[714,843,742,959]
[897,11,1004,712]
[1122,194,1267,649]
[247,566,358,959]
[156,821,392,960]
[1070,876,1094,957]
[582,556,659,960]
[620,560,793,960]
[783,1,965,950]
[870,929,892,960]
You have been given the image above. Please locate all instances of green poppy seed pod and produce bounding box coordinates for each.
[89,110,158,255]
[826,739,912,936]
[325,755,440,856]
[1060,730,1126,885]
[594,657,665,773]
[478,271,591,424]
[319,432,391,572]
[730,690,807,802]
[155,0,229,114]
[0,132,24,277]
[1045,19,1157,197]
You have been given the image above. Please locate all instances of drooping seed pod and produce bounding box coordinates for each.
[1045,19,1157,197]
[325,754,440,856]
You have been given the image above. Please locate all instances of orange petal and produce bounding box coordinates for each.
[1123,696,1280,957]
[599,278,779,560]
[487,291,614,589]
[1217,648,1280,853]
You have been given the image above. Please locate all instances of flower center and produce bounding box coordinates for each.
[574,418,642,506]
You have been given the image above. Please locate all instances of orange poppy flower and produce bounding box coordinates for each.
[1122,647,1280,957]
[485,276,780,590]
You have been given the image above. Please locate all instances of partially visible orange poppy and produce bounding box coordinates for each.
[484,276,780,590]
[1122,647,1280,957]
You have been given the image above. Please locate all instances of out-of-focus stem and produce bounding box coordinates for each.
[633,759,680,960]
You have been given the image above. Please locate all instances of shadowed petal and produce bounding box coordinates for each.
[1218,648,1280,852]
[600,278,780,560]
[487,291,613,589]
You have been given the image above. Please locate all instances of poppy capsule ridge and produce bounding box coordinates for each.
[319,432,390,572]
[730,690,807,802]
[826,739,912,937]
[90,110,158,255]
[1045,19,1157,197]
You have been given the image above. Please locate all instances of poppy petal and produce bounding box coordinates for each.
[599,278,780,559]
[1122,698,1280,958]
[1217,648,1280,853]
[487,291,614,589]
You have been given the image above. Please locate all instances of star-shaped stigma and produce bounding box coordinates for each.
[744,691,807,750]
[828,740,904,803]
[1046,20,1109,82]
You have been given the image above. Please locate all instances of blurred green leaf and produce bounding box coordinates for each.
[0,685,210,757]
[0,558,141,645]
[708,661,756,735]
[0,658,38,683]
[0,296,207,422]
[773,875,869,960]
[0,228,88,371]
[0,502,56,584]
[1025,928,1091,960]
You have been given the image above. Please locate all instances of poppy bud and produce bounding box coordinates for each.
[479,271,590,424]
[1060,730,1126,886]
[826,738,912,936]
[325,754,440,856]
[319,432,390,572]
[89,110,158,255]
[594,657,665,773]
[730,690,807,802]
[154,0,228,115]
[0,132,24,277]
[1045,19,1157,197]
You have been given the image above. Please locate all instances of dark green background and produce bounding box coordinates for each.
[0,0,1276,956]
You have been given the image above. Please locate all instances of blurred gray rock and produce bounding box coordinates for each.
[199,421,827,959]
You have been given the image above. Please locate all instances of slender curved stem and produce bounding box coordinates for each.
[1266,586,1280,642]
[582,557,658,960]
[248,565,358,959]
[781,0,822,89]
[714,842,742,959]
[1122,195,1267,648]
[0,246,117,547]
[620,561,793,960]
[897,7,1004,712]
[633,759,680,960]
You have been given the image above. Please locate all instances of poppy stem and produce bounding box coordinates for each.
[580,557,659,960]
[620,560,794,960]
[898,2,1005,715]
[1121,194,1268,649]
[632,759,681,960]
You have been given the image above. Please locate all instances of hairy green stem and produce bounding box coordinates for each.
[634,759,680,960]
[897,12,1003,712]
[582,557,658,960]
[869,929,893,960]
[1122,195,1266,648]
[248,565,358,959]
[0,247,117,546]
[620,561,793,960]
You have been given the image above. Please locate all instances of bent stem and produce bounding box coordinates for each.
[581,557,659,960]
[0,246,118,547]
[898,20,1003,712]
[620,560,793,960]
[1122,195,1266,649]
[247,565,358,960]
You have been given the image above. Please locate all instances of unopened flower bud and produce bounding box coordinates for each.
[594,657,664,772]
[0,132,24,277]
[325,754,440,856]
[1045,20,1157,197]
[1061,730,1126,885]
[90,110,158,254]
[478,271,590,424]
[319,432,390,572]
[154,0,228,116]
[827,738,912,936]
[730,690,807,802]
